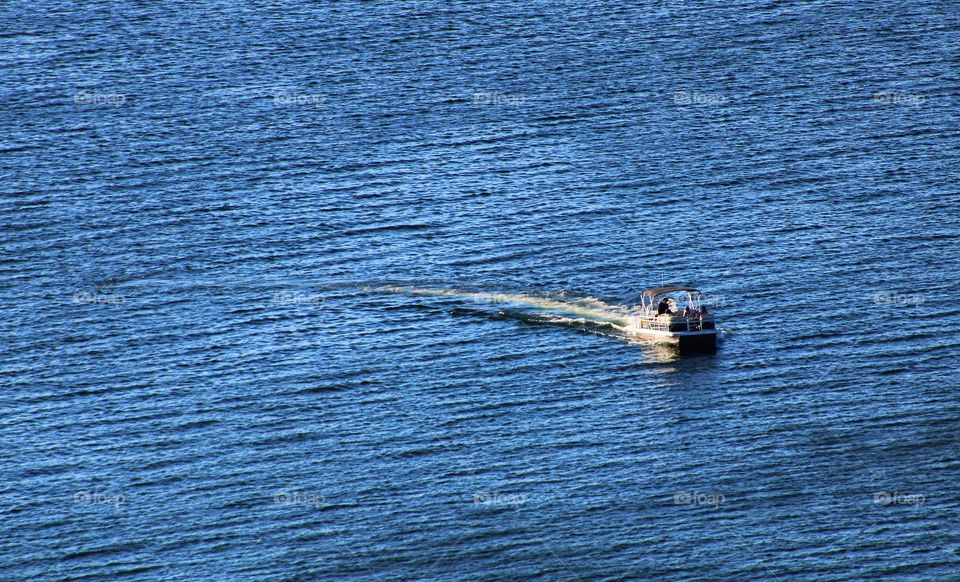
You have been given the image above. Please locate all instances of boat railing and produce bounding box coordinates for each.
[635,313,713,332]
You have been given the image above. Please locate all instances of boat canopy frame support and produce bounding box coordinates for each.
[639,288,704,313]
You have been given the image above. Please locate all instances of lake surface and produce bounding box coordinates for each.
[3,0,960,579]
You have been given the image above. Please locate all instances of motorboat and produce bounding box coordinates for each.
[624,286,718,351]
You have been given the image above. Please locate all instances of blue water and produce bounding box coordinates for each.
[3,1,960,579]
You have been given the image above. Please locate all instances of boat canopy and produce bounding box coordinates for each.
[641,286,701,298]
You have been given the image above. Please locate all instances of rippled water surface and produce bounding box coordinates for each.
[3,1,960,579]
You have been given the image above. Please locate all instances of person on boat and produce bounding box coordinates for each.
[657,298,672,315]
[681,306,691,318]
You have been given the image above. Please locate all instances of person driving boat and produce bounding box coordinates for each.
[657,298,671,315]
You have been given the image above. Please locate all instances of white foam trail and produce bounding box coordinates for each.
[370,285,631,326]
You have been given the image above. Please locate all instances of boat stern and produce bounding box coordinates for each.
[676,330,718,352]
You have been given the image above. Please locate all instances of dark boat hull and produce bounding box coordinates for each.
[677,331,718,352]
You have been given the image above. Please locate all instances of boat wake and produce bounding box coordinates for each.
[369,285,635,340]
